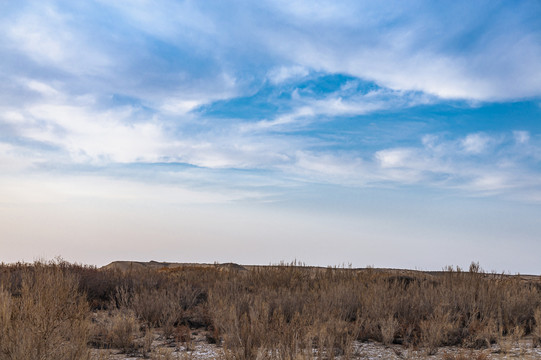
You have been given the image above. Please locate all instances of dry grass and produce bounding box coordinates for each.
[0,261,90,360]
[532,307,541,347]
[1,260,540,359]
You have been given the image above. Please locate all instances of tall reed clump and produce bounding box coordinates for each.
[0,262,90,360]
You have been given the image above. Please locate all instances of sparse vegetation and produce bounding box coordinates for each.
[0,259,540,359]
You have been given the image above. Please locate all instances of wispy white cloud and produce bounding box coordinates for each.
[5,78,539,201]
[3,1,540,110]
[0,86,294,171]
[22,103,169,164]
[513,131,530,144]
[241,106,315,131]
[96,0,217,43]
[0,1,243,122]
[372,132,541,197]
[376,148,416,169]
[460,133,493,154]
[256,1,541,101]
[5,4,111,76]
[284,151,366,186]
[1,0,540,204]
[267,65,309,84]
[26,80,61,97]
[243,85,433,132]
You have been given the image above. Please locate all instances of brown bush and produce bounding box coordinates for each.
[107,310,139,353]
[0,262,90,360]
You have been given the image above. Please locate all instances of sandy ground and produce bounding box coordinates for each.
[90,329,541,360]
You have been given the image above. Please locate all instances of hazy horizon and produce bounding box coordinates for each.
[1,1,541,274]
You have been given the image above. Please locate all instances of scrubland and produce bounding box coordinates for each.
[1,260,541,359]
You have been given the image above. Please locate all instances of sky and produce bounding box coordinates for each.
[1,1,541,273]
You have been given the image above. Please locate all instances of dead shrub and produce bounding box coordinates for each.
[380,315,399,345]
[420,309,455,355]
[532,308,541,347]
[107,310,139,353]
[0,263,90,360]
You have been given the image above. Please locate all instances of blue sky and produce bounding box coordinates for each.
[1,1,541,272]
